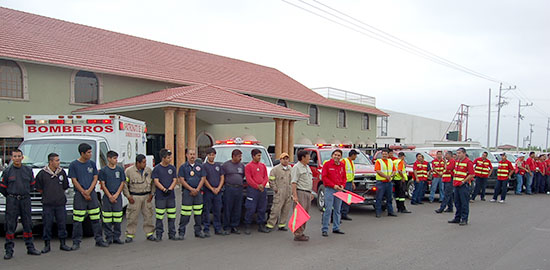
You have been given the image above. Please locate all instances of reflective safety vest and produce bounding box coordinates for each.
[343,158,355,183]
[414,161,429,181]
[474,158,492,178]
[497,160,513,180]
[375,159,393,182]
[392,159,408,181]
[442,159,455,183]
[432,159,445,177]
[453,158,473,187]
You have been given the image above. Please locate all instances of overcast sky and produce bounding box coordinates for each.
[3,0,549,149]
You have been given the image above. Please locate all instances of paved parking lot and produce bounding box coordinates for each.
[2,190,550,270]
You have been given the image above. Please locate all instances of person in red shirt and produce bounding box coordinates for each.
[535,154,547,193]
[514,154,528,195]
[320,149,346,237]
[492,153,514,203]
[435,151,455,213]
[411,153,429,205]
[243,149,269,234]
[525,152,536,194]
[545,154,550,194]
[430,151,446,203]
[449,148,475,226]
[471,152,493,201]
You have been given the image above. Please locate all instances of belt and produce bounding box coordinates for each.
[7,194,29,200]
[225,184,242,188]
[297,189,311,193]
[130,191,151,196]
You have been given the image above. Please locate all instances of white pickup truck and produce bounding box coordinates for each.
[0,114,149,232]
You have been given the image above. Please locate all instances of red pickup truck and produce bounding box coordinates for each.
[304,145,378,211]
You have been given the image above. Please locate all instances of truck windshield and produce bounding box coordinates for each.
[320,149,373,165]
[19,139,96,168]
[466,149,498,163]
[403,152,434,165]
[213,146,273,167]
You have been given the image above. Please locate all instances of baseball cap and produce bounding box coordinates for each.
[279,152,290,159]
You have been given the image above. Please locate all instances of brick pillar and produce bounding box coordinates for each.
[288,120,295,162]
[274,118,283,160]
[176,109,187,168]
[187,109,197,152]
[282,119,289,157]
[163,107,176,165]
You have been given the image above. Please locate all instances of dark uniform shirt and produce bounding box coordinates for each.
[99,165,126,194]
[178,162,205,188]
[152,164,177,199]
[222,160,245,186]
[68,159,98,191]
[35,168,69,206]
[203,162,224,188]
[0,165,35,196]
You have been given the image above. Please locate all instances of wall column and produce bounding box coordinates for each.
[288,120,295,162]
[176,109,187,168]
[282,119,289,157]
[163,107,176,165]
[187,109,197,152]
[274,118,283,159]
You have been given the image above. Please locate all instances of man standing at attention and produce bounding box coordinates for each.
[321,149,346,236]
[449,148,475,226]
[266,153,293,232]
[291,150,314,241]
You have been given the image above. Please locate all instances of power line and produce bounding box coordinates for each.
[283,0,502,83]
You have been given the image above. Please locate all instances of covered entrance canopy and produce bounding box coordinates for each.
[74,84,308,165]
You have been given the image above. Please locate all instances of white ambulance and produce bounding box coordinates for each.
[0,115,148,229]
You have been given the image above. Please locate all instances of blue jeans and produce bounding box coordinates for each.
[438,182,454,211]
[525,173,533,194]
[223,186,243,230]
[203,190,223,233]
[375,181,394,215]
[493,180,508,201]
[412,181,425,203]
[341,182,353,217]
[244,188,267,225]
[430,177,444,202]
[515,174,523,194]
[321,187,342,232]
[471,177,488,200]
[454,183,470,222]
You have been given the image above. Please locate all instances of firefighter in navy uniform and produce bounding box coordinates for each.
[0,149,41,260]
[98,151,126,245]
[177,149,206,239]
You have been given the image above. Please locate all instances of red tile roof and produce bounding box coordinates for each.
[73,84,309,120]
[0,7,387,116]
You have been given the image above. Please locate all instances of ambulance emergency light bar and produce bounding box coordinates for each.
[315,143,352,148]
[216,137,260,145]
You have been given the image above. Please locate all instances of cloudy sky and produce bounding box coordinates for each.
[3,0,549,149]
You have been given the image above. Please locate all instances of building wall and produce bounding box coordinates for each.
[0,60,180,128]
[376,109,450,146]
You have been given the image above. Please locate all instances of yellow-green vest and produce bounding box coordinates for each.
[392,159,408,181]
[343,158,355,183]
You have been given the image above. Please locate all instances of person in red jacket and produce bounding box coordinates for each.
[449,148,475,226]
[514,154,528,195]
[545,154,550,194]
[525,152,536,194]
[435,151,455,213]
[471,152,493,201]
[411,154,429,205]
[243,149,270,234]
[320,149,346,237]
[535,155,547,194]
[492,153,514,203]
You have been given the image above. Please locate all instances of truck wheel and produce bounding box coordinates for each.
[317,185,326,211]
[406,181,415,199]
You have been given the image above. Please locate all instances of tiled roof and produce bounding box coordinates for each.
[73,84,309,120]
[0,7,387,116]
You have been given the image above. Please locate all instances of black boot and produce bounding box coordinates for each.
[4,249,13,260]
[59,239,71,251]
[41,240,51,254]
[258,224,270,233]
[70,241,80,251]
[27,246,41,256]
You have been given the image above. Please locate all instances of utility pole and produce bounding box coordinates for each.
[529,123,535,148]
[495,83,517,148]
[546,117,550,151]
[516,100,532,152]
[487,88,491,148]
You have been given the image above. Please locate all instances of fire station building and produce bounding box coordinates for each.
[0,7,387,164]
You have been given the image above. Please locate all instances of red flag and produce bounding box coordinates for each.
[288,203,311,233]
[334,191,365,205]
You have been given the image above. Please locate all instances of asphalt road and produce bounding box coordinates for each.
[2,190,550,270]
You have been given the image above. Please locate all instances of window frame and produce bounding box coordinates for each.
[70,70,103,105]
[337,109,347,129]
[276,99,288,108]
[0,59,29,101]
[308,104,320,126]
[362,113,370,130]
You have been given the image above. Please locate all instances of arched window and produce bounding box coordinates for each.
[276,99,288,108]
[362,114,370,130]
[338,110,346,128]
[0,59,23,99]
[197,133,214,160]
[73,71,99,104]
[308,105,319,125]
